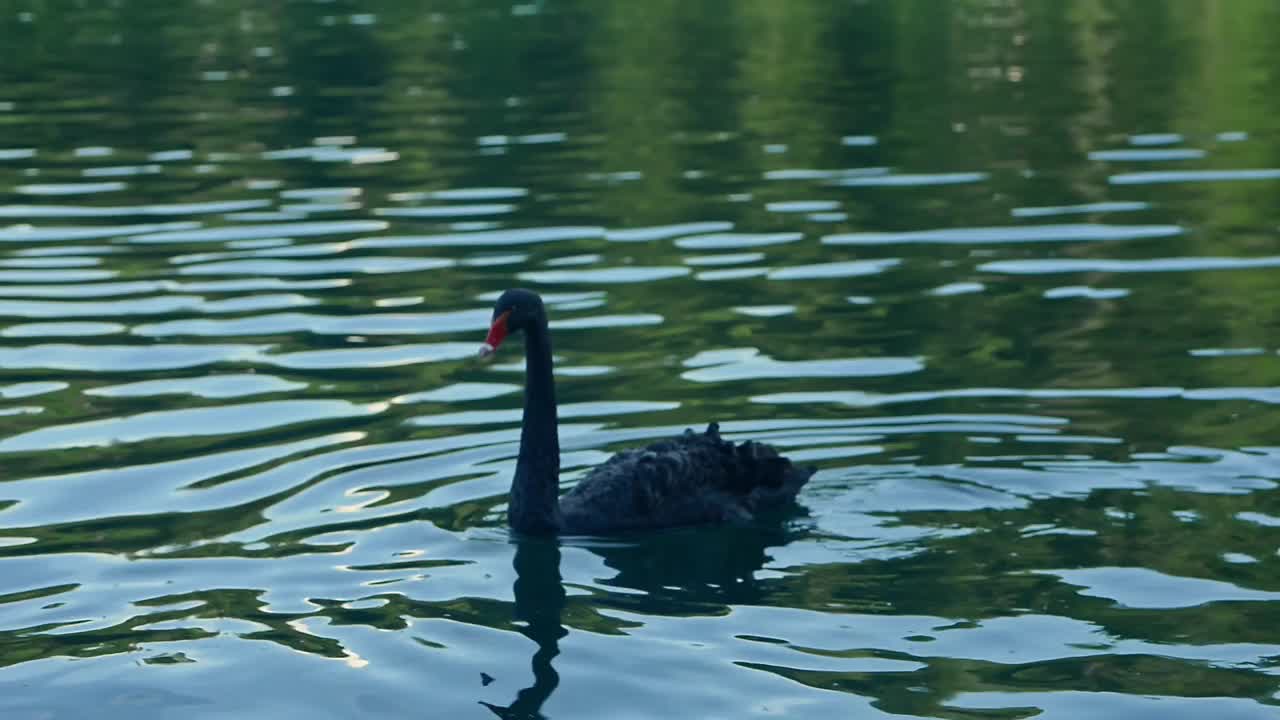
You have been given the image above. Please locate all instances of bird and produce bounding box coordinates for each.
[478,288,814,535]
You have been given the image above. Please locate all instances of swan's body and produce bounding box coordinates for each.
[558,422,811,534]
[482,288,813,535]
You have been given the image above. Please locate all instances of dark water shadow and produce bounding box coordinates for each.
[584,521,801,612]
[479,518,804,718]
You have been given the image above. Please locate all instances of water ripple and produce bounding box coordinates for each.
[981,256,1280,274]
[1089,148,1206,161]
[1037,567,1280,608]
[129,220,390,244]
[176,257,453,276]
[3,321,126,337]
[0,432,361,525]
[85,374,307,399]
[174,278,350,293]
[0,400,383,453]
[696,267,771,281]
[14,181,127,195]
[263,343,477,369]
[825,223,1182,245]
[0,280,166,298]
[1129,132,1184,146]
[134,309,486,337]
[733,305,795,317]
[519,266,691,284]
[0,256,102,268]
[841,135,878,146]
[682,347,924,381]
[754,386,1280,407]
[0,268,116,282]
[0,381,67,399]
[683,252,765,266]
[947,692,1272,720]
[832,171,988,186]
[172,243,350,264]
[0,344,265,371]
[764,201,841,213]
[401,187,529,201]
[764,167,888,181]
[13,244,124,257]
[550,314,663,329]
[675,233,804,250]
[1011,201,1151,218]
[0,200,272,218]
[768,258,899,280]
[1110,169,1280,184]
[605,222,734,242]
[929,281,985,296]
[408,401,680,427]
[372,204,516,218]
[392,382,520,404]
[0,221,200,243]
[1043,286,1131,300]
[0,294,317,319]
[353,226,602,248]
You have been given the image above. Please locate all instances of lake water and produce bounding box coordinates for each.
[3,1,1280,718]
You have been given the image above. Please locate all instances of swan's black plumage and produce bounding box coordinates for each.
[482,288,813,535]
[558,423,810,533]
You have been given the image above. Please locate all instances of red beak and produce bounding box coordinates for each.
[479,310,511,359]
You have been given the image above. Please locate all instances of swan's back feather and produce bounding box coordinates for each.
[557,423,813,533]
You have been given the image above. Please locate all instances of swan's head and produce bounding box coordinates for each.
[478,288,545,359]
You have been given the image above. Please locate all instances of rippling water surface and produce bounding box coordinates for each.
[3,2,1280,718]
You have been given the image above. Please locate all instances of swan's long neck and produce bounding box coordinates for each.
[509,318,561,534]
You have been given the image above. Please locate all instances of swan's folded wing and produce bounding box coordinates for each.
[561,423,811,530]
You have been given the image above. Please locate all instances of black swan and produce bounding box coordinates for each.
[478,288,814,535]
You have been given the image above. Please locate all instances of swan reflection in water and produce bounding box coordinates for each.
[479,539,565,720]
[479,523,800,718]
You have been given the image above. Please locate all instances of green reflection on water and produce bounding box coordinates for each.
[2,1,1280,718]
